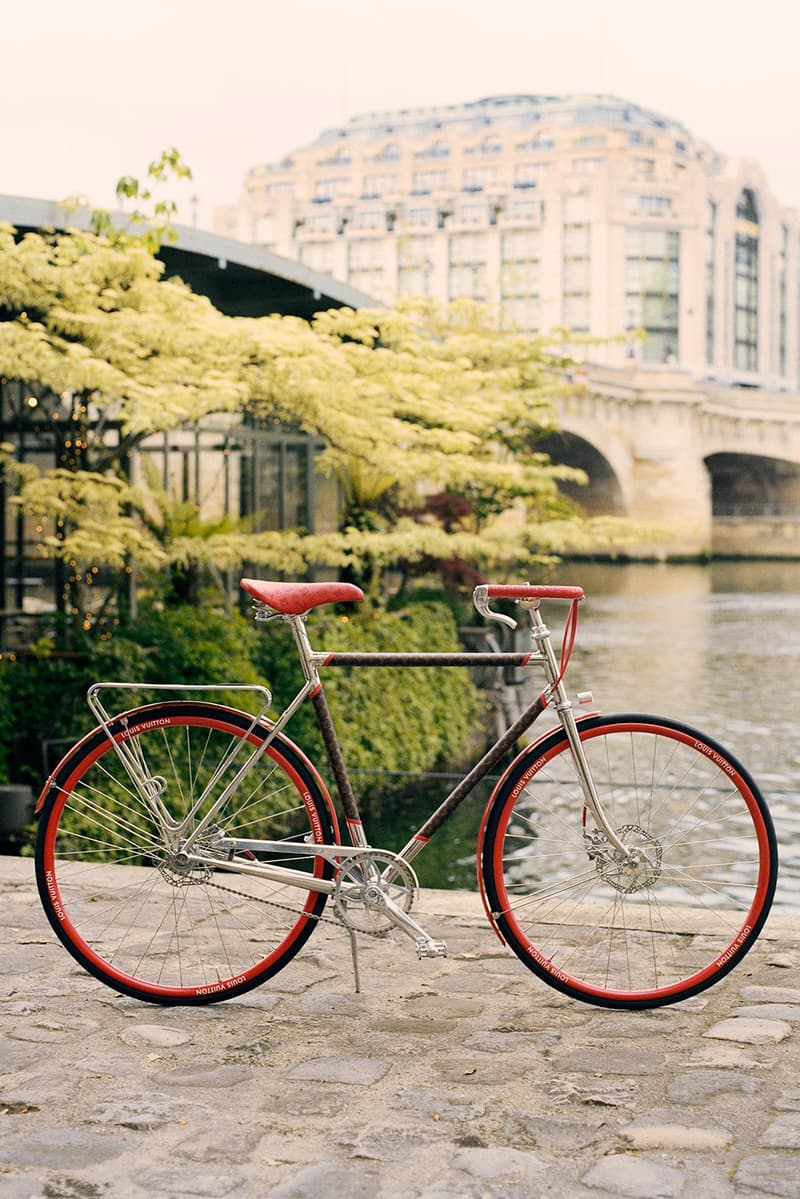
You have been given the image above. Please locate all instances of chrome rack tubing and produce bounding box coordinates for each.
[527,608,631,859]
[86,682,277,841]
[183,681,316,849]
[86,684,177,828]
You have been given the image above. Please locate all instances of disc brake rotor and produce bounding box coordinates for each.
[587,823,663,894]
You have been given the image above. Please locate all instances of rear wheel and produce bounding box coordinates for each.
[479,713,777,1009]
[36,702,338,1005]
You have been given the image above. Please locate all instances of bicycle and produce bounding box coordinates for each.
[34,579,778,1010]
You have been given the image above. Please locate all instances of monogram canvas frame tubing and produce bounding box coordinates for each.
[249,582,585,869]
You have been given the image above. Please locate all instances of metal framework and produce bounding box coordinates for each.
[0,378,330,650]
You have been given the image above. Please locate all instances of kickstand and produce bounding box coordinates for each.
[347,927,362,994]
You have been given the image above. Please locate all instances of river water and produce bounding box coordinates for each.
[365,560,800,909]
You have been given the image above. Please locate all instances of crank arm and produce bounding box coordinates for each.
[360,887,447,958]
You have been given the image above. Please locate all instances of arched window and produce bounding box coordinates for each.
[737,188,759,224]
[734,189,759,371]
[416,139,449,159]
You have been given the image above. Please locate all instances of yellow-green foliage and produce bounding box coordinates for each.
[0,218,607,600]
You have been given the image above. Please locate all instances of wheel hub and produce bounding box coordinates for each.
[586,823,663,893]
[158,853,213,887]
[157,832,228,887]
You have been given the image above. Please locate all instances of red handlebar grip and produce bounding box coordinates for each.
[485,584,585,601]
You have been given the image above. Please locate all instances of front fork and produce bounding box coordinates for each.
[528,604,632,861]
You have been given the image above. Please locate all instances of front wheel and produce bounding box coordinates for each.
[36,702,339,1005]
[479,714,777,1009]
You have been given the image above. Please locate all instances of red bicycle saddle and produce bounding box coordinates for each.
[240,578,365,614]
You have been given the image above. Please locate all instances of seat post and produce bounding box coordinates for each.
[288,614,322,689]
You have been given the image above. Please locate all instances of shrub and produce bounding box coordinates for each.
[0,601,483,813]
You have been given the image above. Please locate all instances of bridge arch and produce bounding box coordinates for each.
[705,452,800,516]
[538,431,627,515]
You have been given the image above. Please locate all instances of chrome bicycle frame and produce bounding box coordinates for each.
[87,590,632,959]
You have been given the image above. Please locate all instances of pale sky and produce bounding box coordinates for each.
[2,0,797,230]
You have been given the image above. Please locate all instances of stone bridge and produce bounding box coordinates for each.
[543,364,800,559]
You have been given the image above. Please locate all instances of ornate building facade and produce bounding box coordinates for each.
[215,93,799,390]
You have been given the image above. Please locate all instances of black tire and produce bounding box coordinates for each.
[36,702,338,1005]
[479,713,777,1009]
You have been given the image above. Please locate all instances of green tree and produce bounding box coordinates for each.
[1,174,636,623]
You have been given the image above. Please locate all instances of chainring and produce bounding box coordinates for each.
[333,852,419,935]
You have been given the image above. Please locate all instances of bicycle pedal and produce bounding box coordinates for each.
[415,938,448,959]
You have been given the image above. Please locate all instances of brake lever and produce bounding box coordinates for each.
[472,584,518,630]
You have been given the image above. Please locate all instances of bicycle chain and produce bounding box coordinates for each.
[202,876,395,939]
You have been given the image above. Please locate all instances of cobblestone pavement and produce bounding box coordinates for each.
[2,855,799,1199]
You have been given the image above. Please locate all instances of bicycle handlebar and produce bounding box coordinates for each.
[478,584,585,602]
[472,583,584,630]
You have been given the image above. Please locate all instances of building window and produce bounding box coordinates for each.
[777,224,788,376]
[502,230,540,262]
[624,228,680,363]
[302,215,335,233]
[362,173,399,196]
[734,189,759,372]
[562,218,591,333]
[374,143,401,161]
[239,423,340,540]
[314,177,350,199]
[625,194,673,216]
[411,169,450,193]
[501,230,540,331]
[353,209,384,231]
[455,203,485,224]
[462,166,498,190]
[347,239,386,296]
[705,200,716,364]
[466,135,502,156]
[448,233,488,300]
[514,162,542,186]
[501,297,540,332]
[517,134,555,151]
[416,139,450,159]
[449,233,487,265]
[241,430,309,533]
[303,214,335,234]
[398,236,434,296]
[509,198,544,223]
[318,151,351,166]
